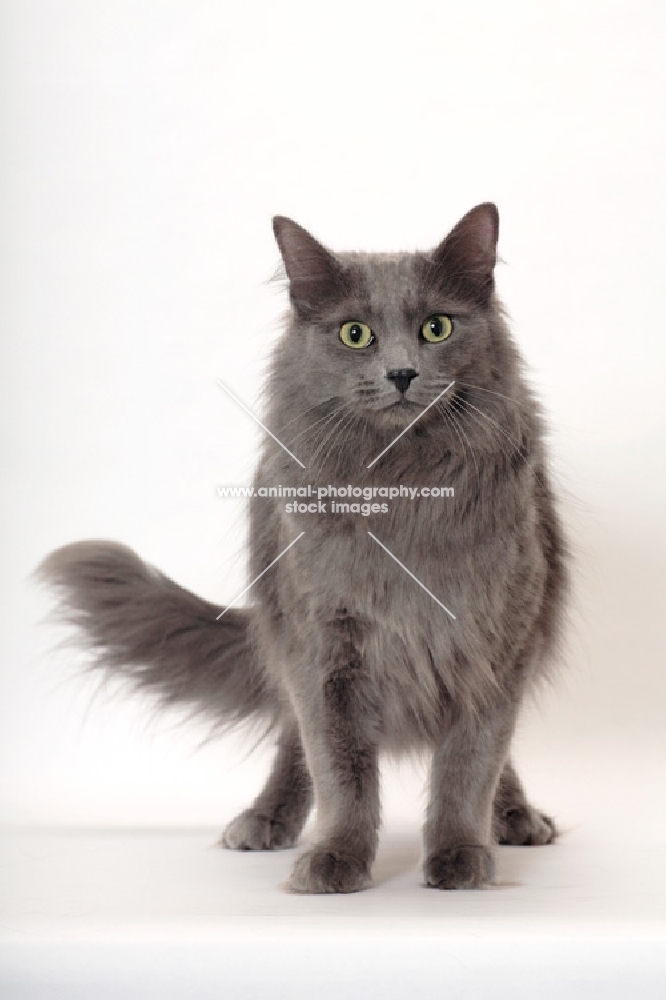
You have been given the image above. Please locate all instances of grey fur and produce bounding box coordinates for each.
[37,540,280,735]
[37,203,567,893]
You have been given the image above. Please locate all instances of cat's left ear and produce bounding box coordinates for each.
[272,216,347,318]
[431,202,499,304]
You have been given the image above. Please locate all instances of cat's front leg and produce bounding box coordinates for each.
[286,614,381,894]
[423,698,518,890]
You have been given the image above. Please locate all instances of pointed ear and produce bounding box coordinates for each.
[431,202,499,304]
[272,216,347,317]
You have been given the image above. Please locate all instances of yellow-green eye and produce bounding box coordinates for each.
[339,321,374,349]
[421,314,453,343]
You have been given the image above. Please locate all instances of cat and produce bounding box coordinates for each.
[38,203,567,893]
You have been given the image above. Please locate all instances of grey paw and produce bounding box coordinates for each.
[495,805,557,846]
[424,845,494,890]
[220,809,299,851]
[287,847,372,894]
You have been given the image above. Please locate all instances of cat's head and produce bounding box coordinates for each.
[271,204,516,444]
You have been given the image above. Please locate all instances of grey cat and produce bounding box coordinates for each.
[38,203,567,893]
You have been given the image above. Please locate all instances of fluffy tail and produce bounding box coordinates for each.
[36,540,279,734]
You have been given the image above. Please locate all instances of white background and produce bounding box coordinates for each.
[1,0,665,853]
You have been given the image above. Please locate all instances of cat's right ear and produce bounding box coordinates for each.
[272,217,347,317]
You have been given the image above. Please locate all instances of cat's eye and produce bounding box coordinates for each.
[420,314,453,343]
[339,321,374,349]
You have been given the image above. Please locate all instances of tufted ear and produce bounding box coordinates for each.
[431,202,500,304]
[272,216,348,317]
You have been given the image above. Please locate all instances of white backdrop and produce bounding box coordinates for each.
[1,0,665,838]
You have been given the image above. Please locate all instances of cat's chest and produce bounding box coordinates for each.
[271,488,543,744]
[278,488,538,650]
[283,502,489,634]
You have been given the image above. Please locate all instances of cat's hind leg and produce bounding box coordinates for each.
[220,722,313,851]
[492,759,557,846]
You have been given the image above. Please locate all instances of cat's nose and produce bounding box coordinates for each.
[386,368,419,393]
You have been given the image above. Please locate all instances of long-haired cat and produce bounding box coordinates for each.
[38,203,566,893]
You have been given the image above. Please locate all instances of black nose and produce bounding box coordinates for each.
[386,368,419,393]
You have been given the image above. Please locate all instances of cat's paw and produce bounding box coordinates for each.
[495,805,557,846]
[423,845,494,890]
[287,847,372,894]
[219,809,298,851]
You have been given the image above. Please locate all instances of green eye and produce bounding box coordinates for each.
[421,314,453,343]
[339,321,374,349]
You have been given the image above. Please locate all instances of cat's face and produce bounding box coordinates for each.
[272,204,506,434]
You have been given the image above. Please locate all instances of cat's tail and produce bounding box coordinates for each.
[36,540,279,734]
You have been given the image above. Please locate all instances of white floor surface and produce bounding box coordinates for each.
[1,817,664,999]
